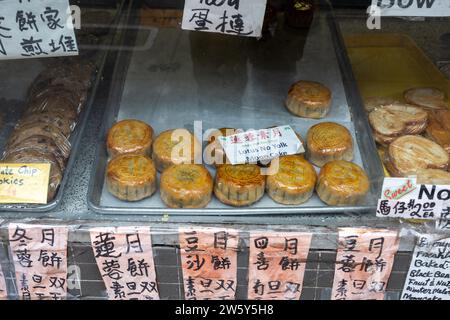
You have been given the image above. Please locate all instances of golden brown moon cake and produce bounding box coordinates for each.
[385,135,449,177]
[160,164,213,208]
[214,164,265,207]
[416,169,450,185]
[106,154,156,201]
[204,128,240,167]
[306,122,353,167]
[404,87,448,110]
[152,129,201,172]
[266,155,317,205]
[107,119,154,158]
[316,160,370,206]
[285,81,332,119]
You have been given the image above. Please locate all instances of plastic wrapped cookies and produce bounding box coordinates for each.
[107,119,154,157]
[285,81,332,119]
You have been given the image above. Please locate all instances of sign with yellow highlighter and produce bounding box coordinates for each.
[0,163,50,204]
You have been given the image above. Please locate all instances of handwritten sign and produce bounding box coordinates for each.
[181,0,268,38]
[331,228,399,300]
[89,227,159,300]
[436,206,450,230]
[218,126,304,165]
[402,235,450,300]
[372,0,450,17]
[0,0,78,60]
[8,223,68,300]
[248,231,312,300]
[0,263,7,300]
[179,227,239,300]
[0,163,50,204]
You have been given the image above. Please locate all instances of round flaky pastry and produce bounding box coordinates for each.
[106,154,156,201]
[285,80,332,119]
[404,87,448,110]
[160,164,213,208]
[214,164,266,207]
[107,119,154,158]
[266,155,317,205]
[416,169,450,185]
[316,160,370,206]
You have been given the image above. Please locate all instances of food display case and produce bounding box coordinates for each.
[0,0,448,301]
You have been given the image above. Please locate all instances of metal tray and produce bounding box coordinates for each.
[0,4,126,212]
[88,4,384,215]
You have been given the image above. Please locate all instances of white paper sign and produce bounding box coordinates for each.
[0,0,78,60]
[402,235,450,300]
[218,125,304,165]
[181,0,268,38]
[372,0,450,17]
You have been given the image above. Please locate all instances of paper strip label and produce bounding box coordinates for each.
[0,263,7,300]
[247,231,312,300]
[331,228,399,300]
[218,125,304,165]
[0,0,78,60]
[179,227,239,300]
[181,0,268,38]
[372,0,450,17]
[8,223,68,300]
[89,227,159,300]
[401,235,450,300]
[0,163,50,204]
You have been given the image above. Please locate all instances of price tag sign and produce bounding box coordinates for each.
[0,163,50,204]
[218,125,304,165]
[181,0,268,38]
[0,0,78,60]
[372,0,450,17]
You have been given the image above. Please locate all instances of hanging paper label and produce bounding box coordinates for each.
[372,0,450,17]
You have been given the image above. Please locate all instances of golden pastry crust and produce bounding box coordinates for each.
[425,109,450,153]
[364,97,398,113]
[106,154,156,201]
[160,164,213,208]
[152,129,201,172]
[416,169,450,185]
[266,155,317,205]
[107,120,154,158]
[404,87,448,110]
[204,128,240,167]
[316,160,369,206]
[306,122,353,167]
[285,81,332,119]
[385,135,449,177]
[214,164,266,207]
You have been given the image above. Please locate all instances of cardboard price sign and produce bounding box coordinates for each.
[0,163,50,204]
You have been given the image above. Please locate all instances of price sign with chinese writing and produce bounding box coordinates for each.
[182,0,268,38]
[401,235,450,300]
[218,125,304,165]
[179,227,239,300]
[248,231,312,300]
[8,223,68,300]
[0,163,50,204]
[89,226,159,300]
[331,227,399,300]
[0,263,7,300]
[0,0,78,60]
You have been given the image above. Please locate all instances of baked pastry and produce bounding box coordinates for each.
[385,135,449,177]
[214,164,265,207]
[18,111,76,138]
[106,120,154,158]
[416,169,450,185]
[106,154,156,202]
[306,122,353,167]
[404,87,448,110]
[425,109,450,153]
[316,160,370,206]
[152,129,201,172]
[285,81,332,119]
[160,164,213,208]
[204,128,240,167]
[363,97,398,113]
[266,155,317,205]
[369,103,428,146]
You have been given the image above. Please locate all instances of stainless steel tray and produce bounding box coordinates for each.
[0,3,126,212]
[88,4,384,215]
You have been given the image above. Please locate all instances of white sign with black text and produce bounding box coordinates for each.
[181,0,268,38]
[0,0,78,60]
[372,0,450,17]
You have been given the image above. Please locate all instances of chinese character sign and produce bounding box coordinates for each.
[248,231,312,300]
[182,0,268,38]
[179,227,239,300]
[0,264,7,299]
[331,228,399,300]
[89,227,159,300]
[0,0,78,60]
[8,223,68,300]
